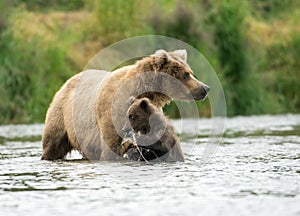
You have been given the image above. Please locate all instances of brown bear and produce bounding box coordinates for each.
[122,97,184,162]
[41,49,210,160]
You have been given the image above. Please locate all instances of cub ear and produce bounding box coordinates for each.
[140,99,148,110]
[172,49,187,62]
[129,96,136,104]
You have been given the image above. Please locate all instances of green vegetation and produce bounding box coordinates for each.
[209,0,271,115]
[0,0,299,124]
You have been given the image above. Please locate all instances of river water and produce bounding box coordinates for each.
[0,114,300,216]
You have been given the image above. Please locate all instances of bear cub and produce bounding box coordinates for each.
[122,97,184,162]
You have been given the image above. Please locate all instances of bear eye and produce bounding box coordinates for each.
[183,72,190,80]
[129,114,134,120]
[172,66,180,73]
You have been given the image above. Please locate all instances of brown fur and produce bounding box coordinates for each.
[122,97,184,162]
[41,49,209,160]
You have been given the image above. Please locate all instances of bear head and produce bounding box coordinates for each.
[135,49,210,101]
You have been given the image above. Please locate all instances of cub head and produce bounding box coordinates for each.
[122,97,165,135]
[151,49,210,101]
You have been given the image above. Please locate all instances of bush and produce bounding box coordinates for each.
[209,0,271,115]
[150,1,202,49]
[266,33,300,112]
[13,0,85,11]
[249,0,295,18]
[88,0,153,45]
[0,10,77,123]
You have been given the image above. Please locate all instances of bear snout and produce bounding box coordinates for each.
[191,84,210,100]
[203,84,210,93]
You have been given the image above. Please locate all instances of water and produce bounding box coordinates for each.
[0,114,300,216]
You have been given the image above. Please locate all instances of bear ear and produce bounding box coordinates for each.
[140,99,148,110]
[129,96,136,104]
[153,49,169,67]
[154,49,168,58]
[172,49,187,62]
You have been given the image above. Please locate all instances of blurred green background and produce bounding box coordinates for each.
[0,0,299,124]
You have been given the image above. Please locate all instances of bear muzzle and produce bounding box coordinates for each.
[191,84,210,100]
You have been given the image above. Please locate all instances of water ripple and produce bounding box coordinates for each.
[0,115,300,216]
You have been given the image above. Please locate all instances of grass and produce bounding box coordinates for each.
[0,0,300,123]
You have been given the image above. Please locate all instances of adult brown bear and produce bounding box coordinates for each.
[41,49,210,160]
